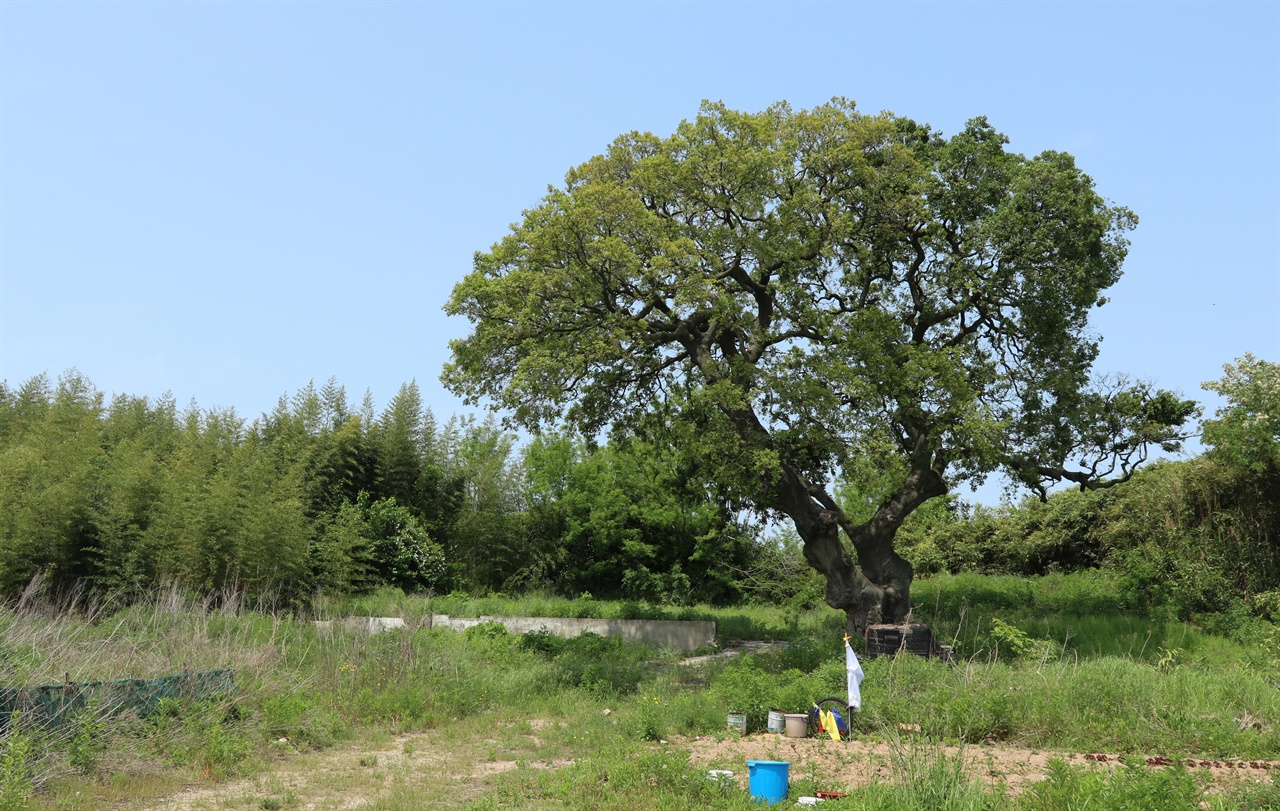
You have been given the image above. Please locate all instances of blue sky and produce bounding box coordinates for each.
[2,1,1277,500]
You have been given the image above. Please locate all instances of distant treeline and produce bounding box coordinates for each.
[2,364,1277,619]
[888,355,1280,621]
[892,455,1280,620]
[0,372,757,604]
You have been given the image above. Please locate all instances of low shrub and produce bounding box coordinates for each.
[147,700,255,780]
[257,691,341,749]
[0,722,34,811]
[860,742,1009,811]
[1025,758,1203,811]
[533,741,747,810]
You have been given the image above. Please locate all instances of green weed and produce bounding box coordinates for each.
[861,741,1009,810]
[1024,758,1202,811]
[0,722,34,811]
[63,706,104,774]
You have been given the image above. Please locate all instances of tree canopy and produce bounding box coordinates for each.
[444,99,1197,631]
[1201,353,1280,474]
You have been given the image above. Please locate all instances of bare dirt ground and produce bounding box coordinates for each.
[684,732,1280,797]
[136,719,573,811]
[139,731,442,811]
[135,724,1279,810]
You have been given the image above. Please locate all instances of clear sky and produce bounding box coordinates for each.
[2,1,1277,500]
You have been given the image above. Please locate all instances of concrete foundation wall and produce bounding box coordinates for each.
[313,617,407,635]
[424,614,716,652]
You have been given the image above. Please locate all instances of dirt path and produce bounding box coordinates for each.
[134,722,1278,809]
[685,733,1279,796]
[136,720,573,811]
[139,731,440,811]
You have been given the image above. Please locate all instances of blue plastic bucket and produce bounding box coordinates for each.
[746,760,790,805]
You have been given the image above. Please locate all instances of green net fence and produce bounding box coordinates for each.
[0,669,235,731]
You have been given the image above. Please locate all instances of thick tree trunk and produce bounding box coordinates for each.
[706,389,943,634]
[791,514,913,634]
[773,460,945,635]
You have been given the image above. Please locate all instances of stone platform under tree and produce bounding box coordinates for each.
[865,623,956,663]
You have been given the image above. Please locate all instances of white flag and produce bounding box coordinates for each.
[845,639,864,712]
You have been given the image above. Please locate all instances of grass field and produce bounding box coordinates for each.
[2,572,1278,810]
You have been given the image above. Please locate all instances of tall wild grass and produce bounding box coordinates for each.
[1,572,1277,809]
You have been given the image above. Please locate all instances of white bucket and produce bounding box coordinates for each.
[707,769,735,789]
[767,709,786,734]
[784,713,808,738]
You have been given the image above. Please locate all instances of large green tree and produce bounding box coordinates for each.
[444,100,1196,632]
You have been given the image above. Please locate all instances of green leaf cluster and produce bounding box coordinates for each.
[1202,353,1280,474]
[520,426,759,604]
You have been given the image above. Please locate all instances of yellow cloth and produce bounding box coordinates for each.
[821,708,840,741]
